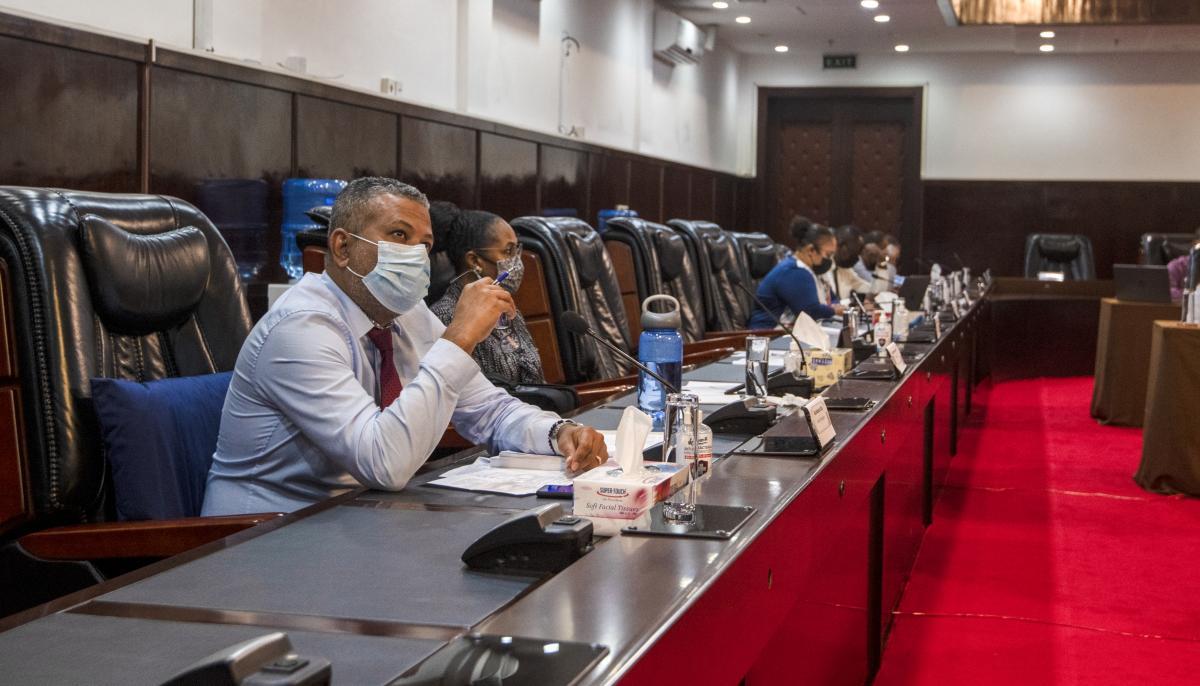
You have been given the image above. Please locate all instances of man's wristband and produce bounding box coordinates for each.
[548,419,579,453]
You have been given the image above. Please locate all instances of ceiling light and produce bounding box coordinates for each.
[861,0,880,8]
[874,14,890,23]
[1039,44,1055,52]
[774,45,789,53]
[1040,30,1055,38]
[735,15,751,24]
[712,1,728,8]
[894,44,909,52]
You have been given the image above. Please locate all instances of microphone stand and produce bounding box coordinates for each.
[733,280,809,376]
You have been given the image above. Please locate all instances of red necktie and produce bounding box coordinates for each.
[366,327,402,408]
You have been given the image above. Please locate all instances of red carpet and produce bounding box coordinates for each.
[875,377,1200,685]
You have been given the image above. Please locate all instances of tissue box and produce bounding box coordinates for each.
[573,462,688,520]
[802,348,854,388]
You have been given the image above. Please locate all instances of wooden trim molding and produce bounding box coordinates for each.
[19,513,284,560]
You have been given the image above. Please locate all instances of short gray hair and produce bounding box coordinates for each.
[329,177,429,234]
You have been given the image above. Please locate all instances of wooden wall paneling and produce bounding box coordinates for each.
[1042,182,1168,279]
[479,132,538,220]
[0,35,139,192]
[628,159,664,223]
[0,262,27,536]
[769,121,834,230]
[295,96,397,180]
[150,67,293,283]
[662,165,691,222]
[400,117,477,209]
[586,153,630,227]
[691,171,716,222]
[850,122,906,236]
[538,145,587,216]
[714,174,735,231]
[734,177,759,237]
[921,180,1043,277]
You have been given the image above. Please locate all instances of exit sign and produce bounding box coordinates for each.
[823,54,857,69]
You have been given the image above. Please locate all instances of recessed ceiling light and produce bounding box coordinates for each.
[874,14,890,23]
[735,15,751,24]
[774,45,789,53]
[712,1,729,8]
[1040,30,1055,38]
[894,44,910,52]
[861,0,880,8]
[1039,44,1055,52]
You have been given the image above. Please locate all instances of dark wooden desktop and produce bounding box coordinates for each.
[0,292,1000,685]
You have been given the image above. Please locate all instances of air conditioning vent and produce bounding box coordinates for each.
[653,9,705,65]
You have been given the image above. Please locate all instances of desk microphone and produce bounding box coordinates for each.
[560,311,680,394]
[727,272,808,375]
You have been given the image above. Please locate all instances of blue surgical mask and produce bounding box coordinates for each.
[346,234,430,314]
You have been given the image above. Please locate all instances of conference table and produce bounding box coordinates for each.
[0,294,989,685]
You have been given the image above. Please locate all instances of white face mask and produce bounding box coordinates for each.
[346,234,430,315]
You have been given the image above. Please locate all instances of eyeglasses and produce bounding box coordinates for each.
[477,245,521,260]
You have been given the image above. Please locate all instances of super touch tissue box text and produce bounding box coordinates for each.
[573,462,688,520]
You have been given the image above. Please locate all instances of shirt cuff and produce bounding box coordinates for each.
[420,337,481,391]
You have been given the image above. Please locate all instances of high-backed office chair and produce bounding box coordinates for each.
[1139,233,1197,266]
[604,217,706,343]
[511,217,635,383]
[669,220,754,330]
[1023,234,1096,281]
[0,187,278,614]
[1188,243,1200,292]
[730,232,782,295]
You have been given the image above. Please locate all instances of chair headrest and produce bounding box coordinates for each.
[745,244,777,279]
[79,214,210,336]
[306,205,332,226]
[653,228,687,281]
[704,232,733,272]
[564,228,606,287]
[1164,239,1196,261]
[1037,236,1082,263]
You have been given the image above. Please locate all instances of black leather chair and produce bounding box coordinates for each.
[1188,243,1200,292]
[1140,233,1197,266]
[604,217,705,343]
[0,187,279,615]
[731,232,782,296]
[1023,234,1096,280]
[669,220,753,331]
[510,217,636,383]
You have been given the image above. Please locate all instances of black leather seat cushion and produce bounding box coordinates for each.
[605,217,705,343]
[0,187,252,524]
[1024,233,1096,281]
[511,216,634,383]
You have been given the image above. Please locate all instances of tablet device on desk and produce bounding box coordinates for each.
[1114,264,1173,303]
[823,396,875,411]
[845,364,897,381]
[730,412,823,457]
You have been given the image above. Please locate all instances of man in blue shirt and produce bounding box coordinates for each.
[203,178,607,515]
[748,221,845,328]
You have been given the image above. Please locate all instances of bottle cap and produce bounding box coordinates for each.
[641,294,682,330]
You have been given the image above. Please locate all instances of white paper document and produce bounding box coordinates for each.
[682,380,742,405]
[427,457,571,496]
[723,349,790,367]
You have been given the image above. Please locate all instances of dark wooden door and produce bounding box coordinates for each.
[759,88,922,269]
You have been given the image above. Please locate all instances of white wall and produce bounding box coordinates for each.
[739,50,1200,181]
[0,0,743,173]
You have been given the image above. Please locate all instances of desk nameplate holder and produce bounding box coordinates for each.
[621,502,756,540]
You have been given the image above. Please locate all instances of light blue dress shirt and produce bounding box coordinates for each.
[202,272,561,515]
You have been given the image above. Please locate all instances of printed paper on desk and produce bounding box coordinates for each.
[885,342,907,374]
[803,396,836,449]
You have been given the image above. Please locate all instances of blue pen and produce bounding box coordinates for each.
[494,271,511,329]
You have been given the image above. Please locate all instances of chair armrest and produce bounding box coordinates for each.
[703,328,779,340]
[19,513,283,561]
[684,346,736,367]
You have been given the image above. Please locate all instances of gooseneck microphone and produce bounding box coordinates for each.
[727,272,808,375]
[560,311,680,394]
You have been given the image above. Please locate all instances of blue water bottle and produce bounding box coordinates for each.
[281,178,346,280]
[637,295,684,429]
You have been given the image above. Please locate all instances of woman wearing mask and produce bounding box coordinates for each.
[748,217,845,328]
[429,201,546,384]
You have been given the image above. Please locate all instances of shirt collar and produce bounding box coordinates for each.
[319,272,380,341]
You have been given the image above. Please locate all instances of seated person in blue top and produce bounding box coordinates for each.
[748,218,845,328]
[428,201,546,385]
[202,177,607,515]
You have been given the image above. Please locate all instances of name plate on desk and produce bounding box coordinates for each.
[802,396,836,450]
[934,315,942,339]
[885,342,908,375]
